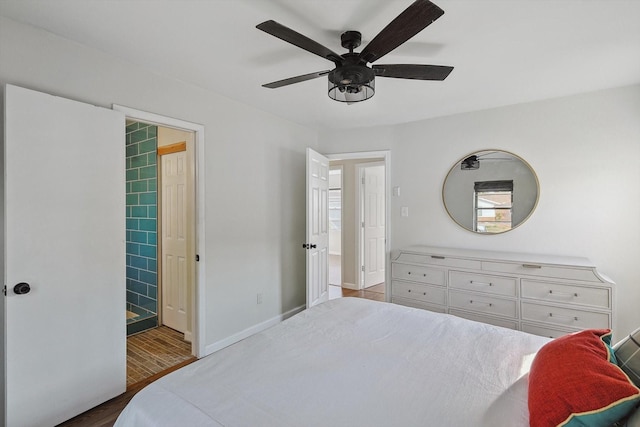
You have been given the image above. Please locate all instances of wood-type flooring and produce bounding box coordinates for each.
[329,282,385,302]
[126,325,193,387]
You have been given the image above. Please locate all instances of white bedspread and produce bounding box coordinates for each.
[116,298,550,427]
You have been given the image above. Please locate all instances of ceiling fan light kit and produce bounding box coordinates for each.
[328,63,375,103]
[257,0,453,103]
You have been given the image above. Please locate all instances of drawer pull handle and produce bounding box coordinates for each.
[408,289,411,292]
[470,300,492,307]
[423,292,427,296]
[431,255,445,259]
[522,264,542,269]
[549,290,578,298]
[470,280,493,287]
[407,272,411,275]
[423,273,427,277]
[549,313,578,321]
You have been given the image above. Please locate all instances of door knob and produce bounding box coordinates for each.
[14,282,31,295]
[310,244,317,249]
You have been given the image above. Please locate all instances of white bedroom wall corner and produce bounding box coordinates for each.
[204,304,305,356]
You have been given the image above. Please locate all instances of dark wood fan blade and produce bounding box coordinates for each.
[257,20,343,64]
[262,70,331,89]
[359,0,444,64]
[372,64,453,80]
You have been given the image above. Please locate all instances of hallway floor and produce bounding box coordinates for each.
[328,253,386,302]
[329,282,385,302]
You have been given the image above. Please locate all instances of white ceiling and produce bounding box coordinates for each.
[1,0,639,130]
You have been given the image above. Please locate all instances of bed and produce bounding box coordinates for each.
[115,298,640,427]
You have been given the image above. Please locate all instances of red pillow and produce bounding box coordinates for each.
[528,329,640,427]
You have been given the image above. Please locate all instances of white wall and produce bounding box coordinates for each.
[0,17,315,348]
[319,85,640,339]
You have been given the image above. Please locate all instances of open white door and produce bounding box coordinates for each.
[362,164,386,288]
[161,149,190,333]
[306,148,329,308]
[3,85,126,426]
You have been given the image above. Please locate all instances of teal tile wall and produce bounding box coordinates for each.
[125,122,158,335]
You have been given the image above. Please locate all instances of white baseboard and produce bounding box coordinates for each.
[204,304,305,356]
[184,330,192,343]
[341,282,359,290]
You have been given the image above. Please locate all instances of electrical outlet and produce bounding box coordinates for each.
[257,293,263,304]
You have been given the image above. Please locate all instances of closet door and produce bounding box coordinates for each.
[3,85,126,426]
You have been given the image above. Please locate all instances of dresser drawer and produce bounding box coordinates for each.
[392,296,446,313]
[392,281,447,305]
[395,253,481,270]
[449,309,518,330]
[392,263,445,286]
[481,261,599,282]
[521,302,610,329]
[449,271,517,297]
[449,290,517,319]
[521,280,611,309]
[521,323,573,339]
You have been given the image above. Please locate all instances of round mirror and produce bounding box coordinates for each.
[442,150,539,234]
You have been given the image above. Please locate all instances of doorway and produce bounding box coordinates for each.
[115,105,207,382]
[325,151,390,302]
[123,120,196,385]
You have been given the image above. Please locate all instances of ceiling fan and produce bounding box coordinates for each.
[256,0,454,103]
[461,152,516,170]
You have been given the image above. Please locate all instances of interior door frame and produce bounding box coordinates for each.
[328,165,344,287]
[113,104,206,358]
[326,151,391,301]
[357,161,386,289]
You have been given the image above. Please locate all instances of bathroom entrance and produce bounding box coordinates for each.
[125,121,195,338]
[122,114,202,387]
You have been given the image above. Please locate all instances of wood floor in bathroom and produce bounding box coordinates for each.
[126,325,194,387]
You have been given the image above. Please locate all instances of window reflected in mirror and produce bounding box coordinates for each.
[443,150,539,234]
[474,180,513,233]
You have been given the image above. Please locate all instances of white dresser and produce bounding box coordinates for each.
[391,246,614,338]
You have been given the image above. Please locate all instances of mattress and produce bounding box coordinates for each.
[116,298,551,427]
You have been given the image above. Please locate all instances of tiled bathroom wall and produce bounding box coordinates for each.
[125,121,158,335]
